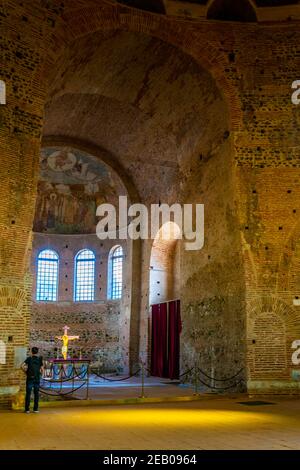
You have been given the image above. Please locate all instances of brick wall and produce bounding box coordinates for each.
[238,168,300,393]
[2,1,300,406]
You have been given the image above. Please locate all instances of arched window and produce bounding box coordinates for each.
[108,246,123,300]
[74,249,95,302]
[36,249,59,301]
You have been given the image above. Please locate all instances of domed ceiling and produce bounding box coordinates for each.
[44,30,228,205]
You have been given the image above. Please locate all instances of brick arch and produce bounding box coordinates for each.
[247,296,300,380]
[248,296,300,332]
[61,5,243,130]
[0,286,27,312]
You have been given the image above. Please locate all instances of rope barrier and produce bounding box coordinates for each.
[60,366,72,379]
[197,367,244,382]
[40,380,87,397]
[73,366,87,377]
[41,369,87,384]
[43,363,88,379]
[91,368,141,381]
[179,367,194,378]
[143,366,194,379]
[196,377,245,391]
[37,361,245,400]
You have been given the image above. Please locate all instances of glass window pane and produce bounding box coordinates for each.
[109,246,123,300]
[75,249,95,302]
[36,249,59,302]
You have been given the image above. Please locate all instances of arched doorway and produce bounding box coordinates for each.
[149,222,181,379]
[149,222,181,306]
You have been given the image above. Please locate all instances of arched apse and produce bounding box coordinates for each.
[30,143,135,373]
[43,29,246,383]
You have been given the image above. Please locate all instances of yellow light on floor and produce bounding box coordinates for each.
[65,407,290,429]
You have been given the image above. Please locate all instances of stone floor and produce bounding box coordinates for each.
[1,396,300,450]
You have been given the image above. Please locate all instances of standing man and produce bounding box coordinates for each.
[21,347,43,413]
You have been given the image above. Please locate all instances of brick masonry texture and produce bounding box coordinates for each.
[2,0,300,406]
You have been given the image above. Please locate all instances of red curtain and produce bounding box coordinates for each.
[151,300,181,379]
[151,303,168,377]
[168,299,181,379]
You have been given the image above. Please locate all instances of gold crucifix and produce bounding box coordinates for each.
[55,325,79,360]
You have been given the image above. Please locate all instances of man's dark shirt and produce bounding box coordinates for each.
[24,356,43,382]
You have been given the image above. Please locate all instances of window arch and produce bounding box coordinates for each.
[36,249,59,302]
[74,249,95,302]
[108,246,124,300]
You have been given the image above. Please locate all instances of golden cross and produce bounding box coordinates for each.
[55,325,79,360]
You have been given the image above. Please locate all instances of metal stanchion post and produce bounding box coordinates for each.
[86,364,90,400]
[140,362,145,398]
[193,362,199,396]
[72,363,75,394]
[50,363,54,389]
[60,365,63,394]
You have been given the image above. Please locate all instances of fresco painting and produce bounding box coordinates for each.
[34,147,122,234]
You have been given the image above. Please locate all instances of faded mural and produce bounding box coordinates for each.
[33,147,123,234]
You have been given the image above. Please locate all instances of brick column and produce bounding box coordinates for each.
[0,3,48,407]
